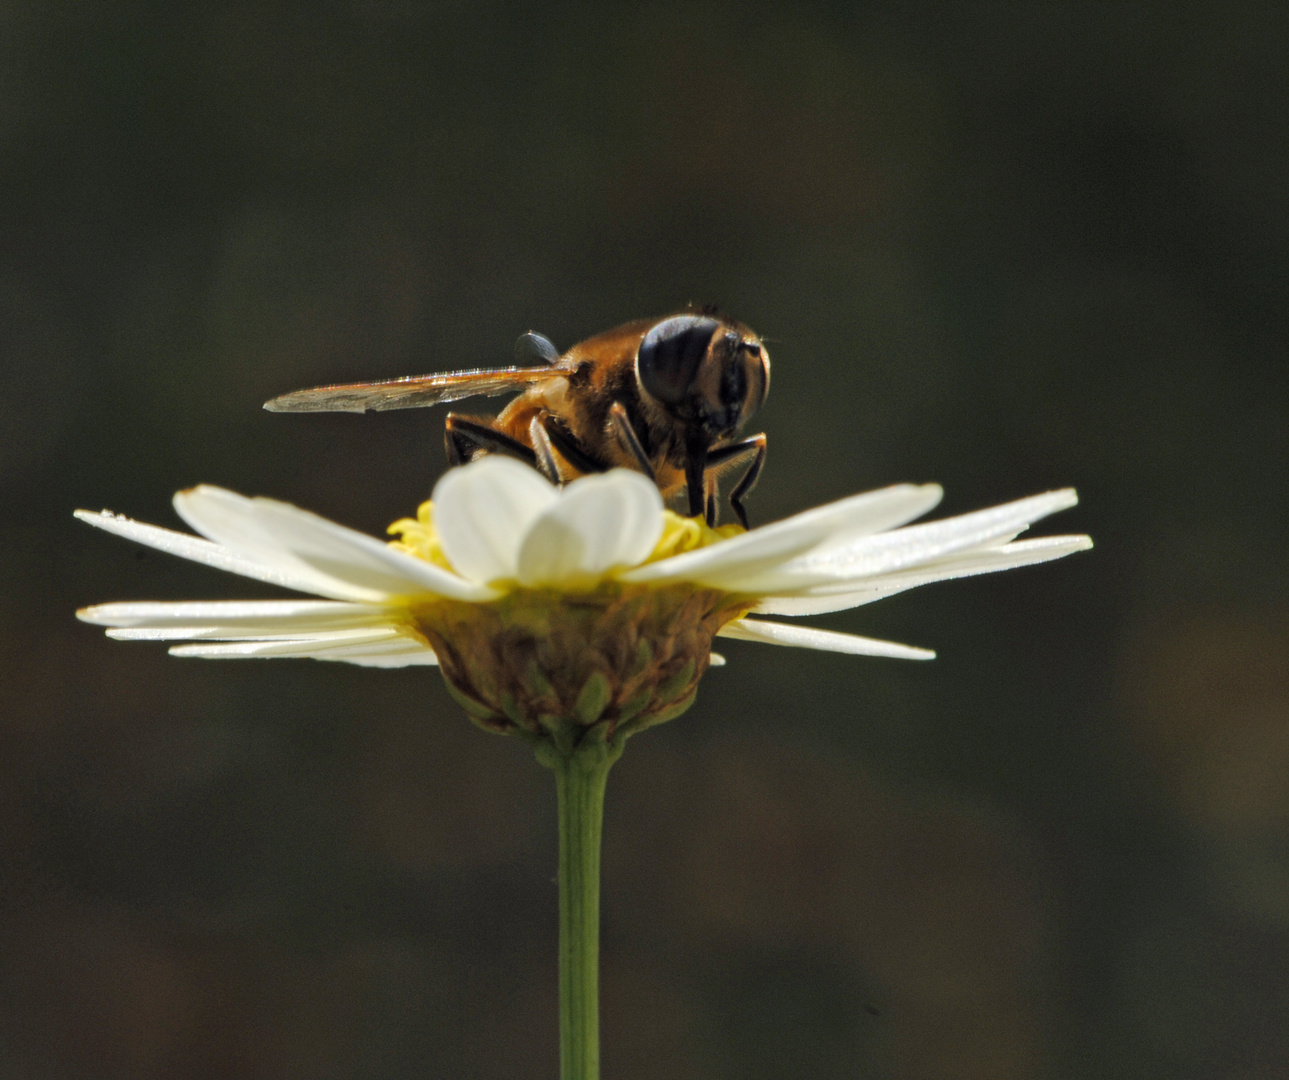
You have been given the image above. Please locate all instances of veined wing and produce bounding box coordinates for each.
[263,362,575,414]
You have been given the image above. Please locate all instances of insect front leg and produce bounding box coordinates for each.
[608,402,657,482]
[527,416,562,484]
[705,433,766,529]
[444,414,538,468]
[683,433,709,521]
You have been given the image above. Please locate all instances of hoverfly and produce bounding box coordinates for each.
[264,312,770,527]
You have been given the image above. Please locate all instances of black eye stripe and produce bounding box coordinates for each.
[720,356,746,409]
[636,315,721,406]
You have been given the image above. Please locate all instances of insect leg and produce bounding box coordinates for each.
[706,434,766,529]
[540,416,609,475]
[528,416,562,483]
[608,402,656,482]
[683,434,709,520]
[444,413,538,468]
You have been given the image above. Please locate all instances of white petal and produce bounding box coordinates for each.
[516,470,664,587]
[431,456,558,583]
[175,486,494,602]
[718,618,935,660]
[336,650,441,668]
[162,626,402,648]
[750,586,907,617]
[320,638,436,660]
[105,623,402,642]
[753,534,1094,615]
[74,510,330,595]
[168,629,437,666]
[77,599,393,630]
[708,652,726,666]
[621,483,943,588]
[714,488,1082,594]
[791,489,1078,578]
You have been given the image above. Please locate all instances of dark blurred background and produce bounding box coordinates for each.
[1,2,1285,1077]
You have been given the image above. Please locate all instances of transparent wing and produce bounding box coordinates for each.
[263,363,575,414]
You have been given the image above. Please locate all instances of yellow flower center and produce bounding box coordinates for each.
[386,501,454,570]
[646,510,745,562]
[387,500,744,575]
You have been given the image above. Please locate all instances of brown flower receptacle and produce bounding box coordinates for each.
[411,583,749,745]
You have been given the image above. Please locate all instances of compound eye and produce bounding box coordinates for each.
[636,315,721,406]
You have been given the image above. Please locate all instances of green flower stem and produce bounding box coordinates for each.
[537,728,624,1080]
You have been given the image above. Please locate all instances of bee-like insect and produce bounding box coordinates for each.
[264,312,770,527]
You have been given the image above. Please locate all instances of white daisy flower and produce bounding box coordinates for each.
[77,457,1090,740]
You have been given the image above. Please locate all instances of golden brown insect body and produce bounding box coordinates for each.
[264,312,770,526]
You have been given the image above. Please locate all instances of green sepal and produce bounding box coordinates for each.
[615,689,653,726]
[442,677,502,722]
[617,687,698,739]
[533,718,626,772]
[539,714,576,757]
[627,638,653,680]
[573,719,625,770]
[524,658,556,700]
[573,671,613,726]
[500,692,527,726]
[532,738,560,770]
[654,658,695,706]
